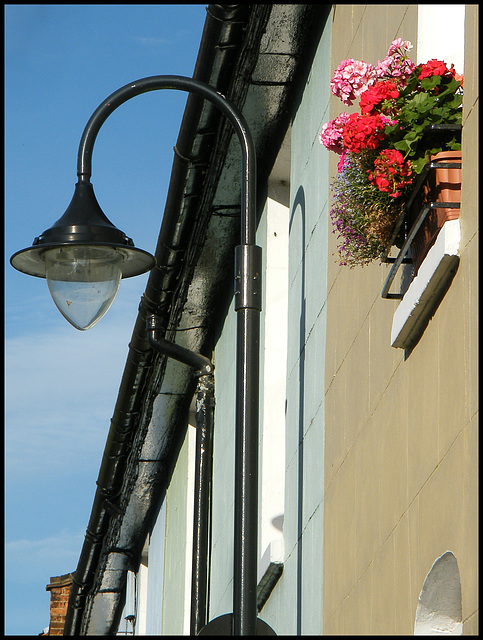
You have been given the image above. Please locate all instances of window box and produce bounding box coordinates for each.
[381,133,462,350]
[408,150,462,275]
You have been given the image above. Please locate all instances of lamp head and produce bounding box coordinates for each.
[10,181,155,330]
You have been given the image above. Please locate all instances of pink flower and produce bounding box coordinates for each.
[375,39,415,86]
[330,58,376,105]
[387,38,413,56]
[376,55,395,76]
[319,112,351,153]
[337,152,347,172]
[380,114,398,127]
[375,55,415,84]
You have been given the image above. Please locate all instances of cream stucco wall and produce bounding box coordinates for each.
[160,419,196,635]
[323,4,478,635]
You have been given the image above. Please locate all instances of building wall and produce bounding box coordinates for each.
[209,14,334,635]
[323,4,478,635]
[159,418,195,635]
[209,194,290,624]
[118,417,195,635]
[262,19,332,635]
[208,289,237,619]
[116,5,477,636]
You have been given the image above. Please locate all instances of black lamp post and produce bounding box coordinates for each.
[10,76,262,636]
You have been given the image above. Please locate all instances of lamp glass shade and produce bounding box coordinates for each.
[44,246,123,330]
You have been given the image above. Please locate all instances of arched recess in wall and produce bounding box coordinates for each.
[414,551,462,635]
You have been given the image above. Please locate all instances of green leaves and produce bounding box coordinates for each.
[383,72,462,173]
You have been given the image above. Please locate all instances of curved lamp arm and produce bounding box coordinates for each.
[73,76,261,635]
[77,75,257,246]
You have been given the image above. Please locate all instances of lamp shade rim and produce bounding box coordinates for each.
[10,241,155,279]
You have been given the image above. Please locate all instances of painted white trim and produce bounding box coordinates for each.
[391,220,460,349]
[414,551,463,635]
[417,5,465,73]
[136,562,149,635]
[183,420,196,635]
[257,538,284,585]
[257,538,284,611]
[259,197,288,567]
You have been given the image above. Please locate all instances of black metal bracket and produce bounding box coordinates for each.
[234,244,262,311]
[381,125,462,300]
[146,314,213,377]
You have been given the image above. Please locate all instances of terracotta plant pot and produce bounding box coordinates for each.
[409,150,462,275]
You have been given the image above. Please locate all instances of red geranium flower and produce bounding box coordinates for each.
[359,80,399,115]
[419,59,451,79]
[341,113,388,153]
[368,149,413,197]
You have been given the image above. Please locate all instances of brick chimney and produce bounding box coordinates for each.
[42,573,74,636]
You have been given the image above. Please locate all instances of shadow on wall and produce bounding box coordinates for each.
[289,185,306,635]
[414,551,462,635]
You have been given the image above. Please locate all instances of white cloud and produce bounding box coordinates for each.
[5,278,146,480]
[6,530,84,586]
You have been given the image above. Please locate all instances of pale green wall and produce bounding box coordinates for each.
[182,8,333,634]
[259,17,332,634]
[161,422,193,634]
[209,289,237,619]
[208,197,282,620]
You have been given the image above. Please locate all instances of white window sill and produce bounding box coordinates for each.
[391,219,460,350]
[257,538,284,611]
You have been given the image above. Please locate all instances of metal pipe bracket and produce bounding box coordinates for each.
[234,244,262,312]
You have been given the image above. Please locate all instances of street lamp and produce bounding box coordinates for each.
[10,76,263,636]
[10,179,155,330]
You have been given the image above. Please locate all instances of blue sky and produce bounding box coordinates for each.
[4,4,207,635]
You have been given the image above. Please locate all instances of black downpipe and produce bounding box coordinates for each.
[233,245,262,636]
[191,372,214,635]
[146,316,214,636]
